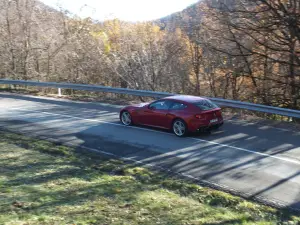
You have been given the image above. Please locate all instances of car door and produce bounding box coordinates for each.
[167,100,189,124]
[139,100,172,128]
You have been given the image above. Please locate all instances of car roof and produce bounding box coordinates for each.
[163,95,207,103]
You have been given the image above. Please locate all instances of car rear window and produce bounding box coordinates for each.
[194,99,219,111]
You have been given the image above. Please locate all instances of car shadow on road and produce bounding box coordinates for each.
[70,122,300,212]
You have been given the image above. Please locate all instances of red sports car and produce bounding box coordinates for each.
[119,95,224,137]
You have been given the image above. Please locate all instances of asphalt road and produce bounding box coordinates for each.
[0,92,300,209]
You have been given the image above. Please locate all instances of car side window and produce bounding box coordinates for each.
[149,100,171,110]
[170,102,187,110]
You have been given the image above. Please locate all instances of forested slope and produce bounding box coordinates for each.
[0,0,299,109]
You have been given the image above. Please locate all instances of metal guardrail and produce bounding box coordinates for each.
[1,79,300,119]
[0,79,173,98]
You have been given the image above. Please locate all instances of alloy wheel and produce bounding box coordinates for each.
[173,119,186,137]
[121,111,132,126]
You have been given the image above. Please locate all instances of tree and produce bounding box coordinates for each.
[202,0,300,108]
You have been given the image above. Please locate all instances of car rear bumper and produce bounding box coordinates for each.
[188,116,224,133]
[196,121,224,132]
[188,118,224,132]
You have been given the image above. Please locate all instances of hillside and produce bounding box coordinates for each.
[157,0,237,34]
[0,0,299,109]
[157,1,203,34]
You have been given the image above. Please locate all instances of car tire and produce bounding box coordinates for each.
[172,119,187,137]
[120,110,133,126]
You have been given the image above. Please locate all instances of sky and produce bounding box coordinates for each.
[40,0,199,22]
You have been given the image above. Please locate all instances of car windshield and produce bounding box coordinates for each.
[194,99,219,111]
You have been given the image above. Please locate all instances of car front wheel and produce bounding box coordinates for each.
[120,111,132,126]
[172,119,187,137]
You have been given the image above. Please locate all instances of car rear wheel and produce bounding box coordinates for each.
[120,111,132,126]
[172,119,187,137]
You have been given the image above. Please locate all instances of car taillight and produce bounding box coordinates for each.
[195,114,203,119]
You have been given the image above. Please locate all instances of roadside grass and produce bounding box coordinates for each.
[0,130,300,225]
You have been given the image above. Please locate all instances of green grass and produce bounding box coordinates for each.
[0,130,300,225]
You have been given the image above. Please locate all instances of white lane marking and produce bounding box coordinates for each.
[34,135,238,195]
[275,128,290,132]
[0,92,125,109]
[6,129,292,209]
[1,92,296,133]
[189,137,300,165]
[5,107,300,166]
[6,107,174,135]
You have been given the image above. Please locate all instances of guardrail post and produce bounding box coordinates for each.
[58,88,62,97]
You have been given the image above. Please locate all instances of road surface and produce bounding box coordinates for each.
[0,92,300,209]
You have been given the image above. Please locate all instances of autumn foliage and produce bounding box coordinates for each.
[0,0,299,109]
